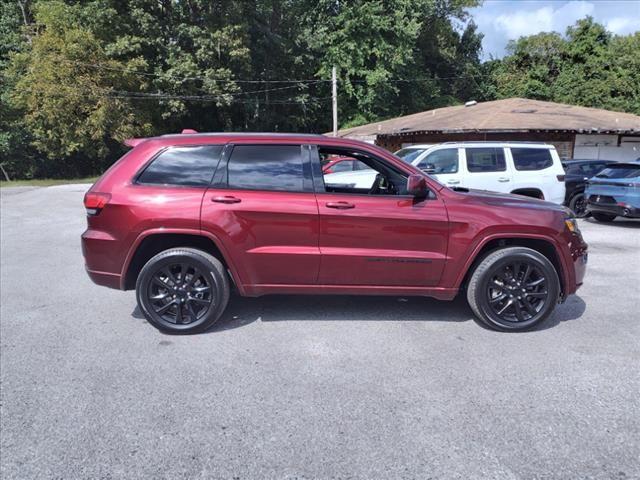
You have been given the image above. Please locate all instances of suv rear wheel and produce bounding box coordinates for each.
[136,248,230,334]
[466,247,560,332]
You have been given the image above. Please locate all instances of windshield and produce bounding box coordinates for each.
[595,164,640,179]
[395,148,428,163]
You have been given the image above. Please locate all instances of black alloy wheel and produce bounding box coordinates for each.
[467,247,560,332]
[147,263,213,325]
[485,261,549,325]
[136,248,230,333]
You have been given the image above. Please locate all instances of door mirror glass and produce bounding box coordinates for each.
[407,174,428,197]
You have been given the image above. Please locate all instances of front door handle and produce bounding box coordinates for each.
[326,201,355,209]
[498,177,510,183]
[447,179,460,185]
[211,196,241,204]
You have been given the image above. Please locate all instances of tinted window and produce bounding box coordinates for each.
[396,148,428,163]
[511,148,553,171]
[417,149,458,173]
[138,146,222,186]
[228,145,303,191]
[595,165,640,179]
[331,159,363,172]
[563,163,582,175]
[466,148,506,172]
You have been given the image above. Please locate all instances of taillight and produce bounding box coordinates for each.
[84,192,111,216]
[556,174,565,182]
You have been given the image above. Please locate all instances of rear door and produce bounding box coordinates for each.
[461,147,512,193]
[313,146,449,287]
[200,143,320,287]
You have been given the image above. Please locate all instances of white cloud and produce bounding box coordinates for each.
[493,1,595,40]
[494,7,554,38]
[469,0,639,60]
[606,17,637,34]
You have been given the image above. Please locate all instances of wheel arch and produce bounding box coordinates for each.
[457,236,566,296]
[510,188,545,200]
[121,229,243,294]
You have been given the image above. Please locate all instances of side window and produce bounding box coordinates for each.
[417,149,458,174]
[466,148,506,172]
[564,164,581,175]
[320,148,409,196]
[511,148,553,171]
[227,145,304,192]
[333,160,364,173]
[137,146,223,187]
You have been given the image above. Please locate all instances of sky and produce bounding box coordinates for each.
[468,0,640,60]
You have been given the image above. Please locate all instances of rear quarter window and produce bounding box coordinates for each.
[137,145,223,187]
[511,148,554,171]
[596,165,640,179]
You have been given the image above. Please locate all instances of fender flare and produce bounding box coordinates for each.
[119,227,245,294]
[451,232,571,291]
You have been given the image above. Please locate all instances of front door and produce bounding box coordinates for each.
[314,146,449,287]
[200,143,320,287]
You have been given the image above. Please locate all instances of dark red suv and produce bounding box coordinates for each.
[82,132,588,333]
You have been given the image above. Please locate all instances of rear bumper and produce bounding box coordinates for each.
[82,228,125,289]
[85,267,122,289]
[587,201,640,218]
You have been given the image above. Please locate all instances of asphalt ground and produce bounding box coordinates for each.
[1,184,639,479]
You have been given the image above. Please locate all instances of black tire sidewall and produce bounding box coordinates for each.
[474,251,559,332]
[136,250,228,334]
[569,193,588,218]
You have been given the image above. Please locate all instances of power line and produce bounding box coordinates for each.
[36,87,333,104]
[62,59,330,84]
[61,59,491,85]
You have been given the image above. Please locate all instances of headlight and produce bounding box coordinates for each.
[565,217,579,233]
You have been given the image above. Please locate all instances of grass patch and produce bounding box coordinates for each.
[0,177,98,188]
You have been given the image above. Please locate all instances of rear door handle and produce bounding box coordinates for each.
[211,196,241,204]
[447,180,460,185]
[498,177,510,182]
[326,201,355,209]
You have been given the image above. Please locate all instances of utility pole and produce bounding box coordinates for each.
[332,66,338,136]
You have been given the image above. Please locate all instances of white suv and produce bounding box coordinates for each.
[325,142,566,204]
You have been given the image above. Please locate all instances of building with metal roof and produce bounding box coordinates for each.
[335,98,640,161]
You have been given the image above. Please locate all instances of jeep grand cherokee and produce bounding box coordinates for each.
[82,132,588,333]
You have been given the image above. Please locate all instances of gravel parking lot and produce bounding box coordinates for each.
[1,184,639,479]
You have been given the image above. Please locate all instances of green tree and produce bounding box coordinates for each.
[7,1,151,176]
[489,17,640,115]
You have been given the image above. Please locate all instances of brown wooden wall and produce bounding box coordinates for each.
[375,131,576,159]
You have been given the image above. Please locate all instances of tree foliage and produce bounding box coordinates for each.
[490,17,640,115]
[0,2,638,179]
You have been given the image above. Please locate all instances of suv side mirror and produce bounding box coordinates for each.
[407,174,429,197]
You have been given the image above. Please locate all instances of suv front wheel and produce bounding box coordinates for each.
[466,247,560,332]
[136,248,230,334]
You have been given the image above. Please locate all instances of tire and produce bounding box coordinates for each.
[466,247,560,332]
[569,192,588,218]
[591,212,617,222]
[136,247,230,334]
